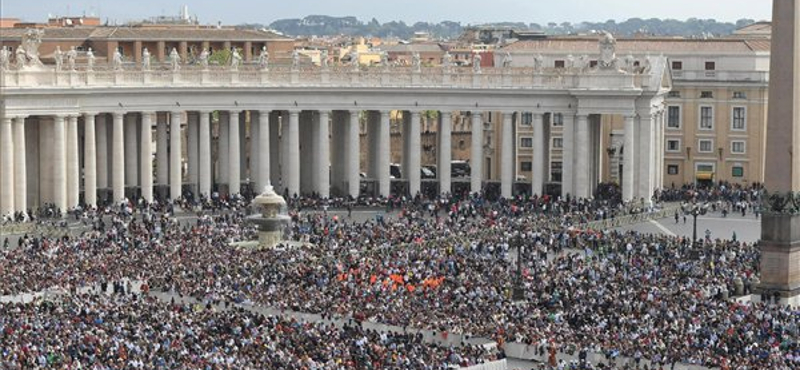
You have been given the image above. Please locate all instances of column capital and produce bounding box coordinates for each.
[228,109,243,115]
[82,112,100,118]
[197,109,214,115]
[8,114,29,120]
[379,110,391,116]
[112,111,125,119]
[288,110,301,115]
[257,109,271,115]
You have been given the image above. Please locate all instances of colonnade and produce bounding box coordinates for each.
[0,106,663,216]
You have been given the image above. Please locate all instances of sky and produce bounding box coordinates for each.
[2,0,773,26]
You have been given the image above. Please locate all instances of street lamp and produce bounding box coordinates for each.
[511,235,525,301]
[682,202,709,246]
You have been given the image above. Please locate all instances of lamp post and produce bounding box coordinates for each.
[512,235,525,301]
[683,202,709,246]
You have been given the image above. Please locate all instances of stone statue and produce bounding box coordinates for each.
[21,29,44,67]
[598,31,619,70]
[380,51,389,70]
[112,49,123,71]
[566,54,575,69]
[349,50,359,72]
[142,48,151,71]
[0,48,9,71]
[472,53,482,74]
[15,45,26,69]
[442,52,452,72]
[230,48,242,71]
[54,46,63,71]
[411,52,421,72]
[198,48,209,70]
[577,54,589,71]
[502,52,512,68]
[533,53,544,73]
[291,49,300,71]
[320,49,328,70]
[642,55,652,74]
[66,46,77,71]
[86,48,95,71]
[257,46,269,70]
[169,47,181,71]
[623,53,635,73]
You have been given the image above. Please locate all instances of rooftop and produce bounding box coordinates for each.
[501,36,770,54]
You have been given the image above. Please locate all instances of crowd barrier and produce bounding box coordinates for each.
[504,342,711,370]
[580,202,683,231]
[460,359,507,370]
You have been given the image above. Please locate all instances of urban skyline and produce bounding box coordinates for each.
[3,0,772,26]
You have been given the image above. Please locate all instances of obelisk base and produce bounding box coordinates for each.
[756,213,800,306]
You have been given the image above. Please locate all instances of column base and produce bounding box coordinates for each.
[758,212,800,306]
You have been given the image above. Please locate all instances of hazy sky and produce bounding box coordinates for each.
[2,0,773,25]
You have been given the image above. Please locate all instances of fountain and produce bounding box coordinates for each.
[247,184,291,249]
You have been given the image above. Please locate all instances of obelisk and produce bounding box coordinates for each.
[760,0,800,305]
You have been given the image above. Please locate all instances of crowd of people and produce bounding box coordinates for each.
[0,186,796,370]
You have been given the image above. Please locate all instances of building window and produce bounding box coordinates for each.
[733,91,747,99]
[667,165,679,175]
[555,60,565,68]
[521,161,533,172]
[731,140,746,154]
[705,61,716,70]
[589,60,598,68]
[667,106,681,129]
[552,113,563,127]
[520,137,533,148]
[700,91,714,99]
[552,137,563,148]
[521,112,533,125]
[698,139,713,153]
[732,107,746,130]
[668,90,681,98]
[666,139,681,152]
[732,166,744,178]
[671,61,683,70]
[550,162,563,182]
[699,106,714,130]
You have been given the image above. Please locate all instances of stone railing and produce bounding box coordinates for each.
[1,65,651,91]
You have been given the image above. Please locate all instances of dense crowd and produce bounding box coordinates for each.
[0,190,797,370]
[0,293,498,369]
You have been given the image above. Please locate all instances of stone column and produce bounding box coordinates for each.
[112,112,125,203]
[66,115,80,209]
[574,114,590,199]
[285,110,301,197]
[637,114,654,202]
[169,111,182,200]
[0,117,13,215]
[408,111,422,196]
[53,115,68,212]
[96,115,108,190]
[13,116,27,213]
[438,111,452,195]
[531,113,545,196]
[470,111,483,194]
[187,112,199,193]
[501,112,514,199]
[759,0,800,305]
[623,114,637,202]
[218,113,230,188]
[83,114,97,207]
[562,114,575,197]
[378,110,391,197]
[250,112,260,185]
[346,110,361,197]
[314,111,330,198]
[124,114,139,189]
[229,110,241,195]
[199,111,212,197]
[257,111,271,192]
[156,114,169,186]
[140,112,154,203]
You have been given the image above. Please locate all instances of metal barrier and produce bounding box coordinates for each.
[580,202,683,231]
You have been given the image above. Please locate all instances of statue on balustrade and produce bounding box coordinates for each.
[472,53,482,74]
[380,51,389,70]
[15,46,26,69]
[502,52,513,68]
[230,48,242,71]
[641,55,652,74]
[66,46,77,71]
[442,52,452,73]
[622,53,635,74]
[112,49,124,71]
[566,54,575,69]
[291,49,300,71]
[0,48,9,71]
[576,54,589,72]
[54,46,63,71]
[86,48,95,71]
[20,29,44,68]
[258,46,269,70]
[169,47,181,71]
[598,31,621,71]
[411,52,421,72]
[533,54,544,73]
[198,48,209,70]
[349,50,359,72]
[142,48,151,71]
[320,49,329,70]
